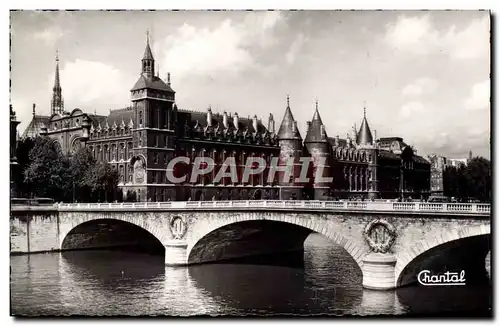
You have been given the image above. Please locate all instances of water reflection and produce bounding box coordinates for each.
[10,233,492,317]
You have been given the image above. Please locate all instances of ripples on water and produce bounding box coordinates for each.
[10,234,491,317]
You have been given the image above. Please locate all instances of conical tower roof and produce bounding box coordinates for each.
[305,100,328,143]
[277,96,302,140]
[143,31,154,61]
[356,106,373,145]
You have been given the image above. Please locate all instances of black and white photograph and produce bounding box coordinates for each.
[8,8,492,318]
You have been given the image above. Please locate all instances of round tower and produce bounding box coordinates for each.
[276,95,304,200]
[356,105,379,199]
[304,100,332,200]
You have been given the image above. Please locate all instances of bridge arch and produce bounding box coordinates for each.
[395,224,491,287]
[187,213,367,269]
[58,216,168,253]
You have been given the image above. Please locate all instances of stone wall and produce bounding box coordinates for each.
[10,210,59,254]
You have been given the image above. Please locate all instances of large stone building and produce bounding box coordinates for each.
[20,36,431,202]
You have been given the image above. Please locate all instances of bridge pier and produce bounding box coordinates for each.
[164,241,188,266]
[362,253,397,290]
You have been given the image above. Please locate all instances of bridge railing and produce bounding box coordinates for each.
[52,200,491,215]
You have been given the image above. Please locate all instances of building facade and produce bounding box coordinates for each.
[20,36,431,202]
[428,151,472,196]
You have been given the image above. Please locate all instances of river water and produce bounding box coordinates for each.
[10,234,492,317]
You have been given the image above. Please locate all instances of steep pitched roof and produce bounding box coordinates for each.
[277,103,302,140]
[178,109,268,134]
[304,103,328,143]
[131,74,175,93]
[88,114,108,128]
[22,115,50,139]
[356,115,373,145]
[328,137,347,148]
[143,41,154,61]
[107,107,135,127]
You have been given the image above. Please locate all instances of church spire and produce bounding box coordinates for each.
[51,50,64,115]
[141,30,155,78]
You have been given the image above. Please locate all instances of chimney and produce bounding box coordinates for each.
[252,114,258,131]
[207,107,212,127]
[268,113,275,133]
[167,72,171,86]
[233,112,239,129]
[223,111,229,129]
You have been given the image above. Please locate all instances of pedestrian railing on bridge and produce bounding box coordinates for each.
[49,200,491,216]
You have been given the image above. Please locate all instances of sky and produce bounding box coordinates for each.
[10,10,490,159]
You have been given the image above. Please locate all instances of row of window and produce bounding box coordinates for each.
[90,125,133,139]
[89,142,133,162]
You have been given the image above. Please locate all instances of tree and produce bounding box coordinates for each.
[12,137,35,198]
[69,147,97,202]
[88,161,120,202]
[464,157,491,202]
[443,157,491,202]
[23,137,71,201]
[125,190,137,202]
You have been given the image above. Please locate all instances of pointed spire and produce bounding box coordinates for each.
[143,30,154,61]
[277,95,301,140]
[51,50,63,115]
[305,99,327,143]
[54,49,60,89]
[167,72,171,86]
[141,30,155,78]
[356,103,373,146]
[32,103,36,117]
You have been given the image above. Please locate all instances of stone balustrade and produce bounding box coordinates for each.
[12,200,489,216]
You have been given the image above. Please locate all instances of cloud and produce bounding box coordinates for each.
[465,80,490,110]
[159,11,284,78]
[286,33,306,64]
[32,25,65,45]
[385,14,489,60]
[400,101,426,118]
[54,59,134,111]
[402,77,439,97]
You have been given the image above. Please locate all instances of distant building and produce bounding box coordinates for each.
[20,34,431,202]
[428,155,447,195]
[428,151,473,196]
[446,158,469,168]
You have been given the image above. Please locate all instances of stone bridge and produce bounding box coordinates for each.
[10,200,491,290]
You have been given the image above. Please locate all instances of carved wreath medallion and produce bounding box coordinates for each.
[169,216,187,240]
[363,219,396,253]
